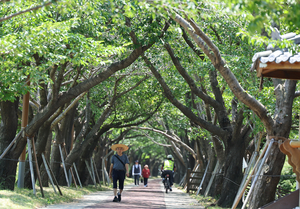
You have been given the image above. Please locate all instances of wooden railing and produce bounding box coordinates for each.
[185,168,204,193]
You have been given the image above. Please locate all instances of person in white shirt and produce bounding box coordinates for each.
[132,160,141,186]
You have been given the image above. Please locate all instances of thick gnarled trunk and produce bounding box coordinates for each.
[24,124,51,188]
[217,142,245,207]
[249,142,285,208]
[0,99,19,190]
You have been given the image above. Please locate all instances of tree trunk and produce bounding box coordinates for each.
[51,126,66,185]
[24,123,51,188]
[50,104,76,185]
[150,161,159,177]
[41,132,52,187]
[0,99,19,190]
[217,142,245,207]
[195,139,205,171]
[249,143,285,208]
[248,79,296,208]
[200,137,217,195]
[63,104,77,154]
[76,158,90,186]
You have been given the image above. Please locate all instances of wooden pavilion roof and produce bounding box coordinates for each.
[251,28,300,80]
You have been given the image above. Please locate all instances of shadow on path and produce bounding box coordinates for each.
[86,179,166,209]
[39,179,204,209]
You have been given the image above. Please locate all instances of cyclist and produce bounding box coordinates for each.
[161,154,176,191]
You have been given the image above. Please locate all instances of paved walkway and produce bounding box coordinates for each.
[39,179,204,209]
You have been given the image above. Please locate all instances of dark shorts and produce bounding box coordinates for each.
[112,169,125,189]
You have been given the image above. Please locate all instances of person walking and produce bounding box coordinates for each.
[161,154,176,191]
[132,160,141,186]
[142,165,150,187]
[109,144,130,202]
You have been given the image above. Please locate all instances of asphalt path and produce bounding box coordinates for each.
[38,179,204,209]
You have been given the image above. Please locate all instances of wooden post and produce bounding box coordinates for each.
[18,76,30,188]
[184,163,200,192]
[197,160,210,196]
[27,137,36,196]
[59,144,70,187]
[43,154,63,196]
[70,167,78,188]
[184,163,200,189]
[31,137,44,197]
[186,168,191,193]
[73,162,82,188]
[42,153,57,194]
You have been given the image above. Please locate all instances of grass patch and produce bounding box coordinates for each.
[176,185,231,209]
[0,177,164,209]
[0,177,138,209]
[0,183,111,209]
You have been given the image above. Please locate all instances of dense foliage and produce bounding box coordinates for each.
[0,0,300,208]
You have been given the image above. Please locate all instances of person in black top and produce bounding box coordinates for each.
[109,144,129,202]
[132,160,142,186]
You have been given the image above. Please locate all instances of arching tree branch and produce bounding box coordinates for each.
[0,1,56,22]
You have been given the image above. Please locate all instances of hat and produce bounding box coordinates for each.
[135,160,139,163]
[111,144,129,151]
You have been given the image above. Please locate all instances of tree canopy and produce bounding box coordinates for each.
[0,0,300,208]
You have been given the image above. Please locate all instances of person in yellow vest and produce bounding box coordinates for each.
[161,154,176,191]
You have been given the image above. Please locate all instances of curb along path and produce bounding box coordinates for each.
[39,179,204,209]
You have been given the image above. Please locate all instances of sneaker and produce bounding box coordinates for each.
[117,193,121,202]
[113,196,119,202]
[144,185,146,187]
[170,187,172,191]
